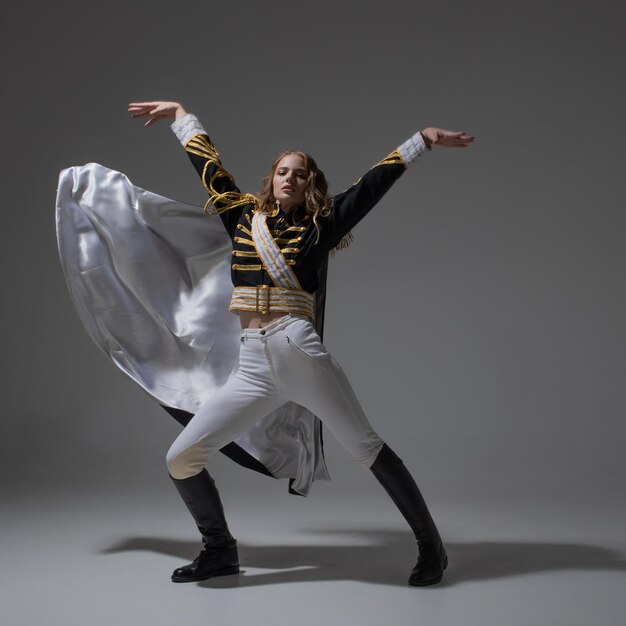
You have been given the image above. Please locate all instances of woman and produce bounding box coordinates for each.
[122,100,472,586]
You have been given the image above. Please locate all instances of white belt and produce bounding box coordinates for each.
[230,285,315,318]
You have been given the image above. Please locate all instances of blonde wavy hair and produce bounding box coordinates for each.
[257,150,332,242]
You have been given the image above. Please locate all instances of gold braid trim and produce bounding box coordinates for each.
[233,236,255,247]
[273,236,303,244]
[373,149,407,170]
[236,223,253,236]
[184,135,258,216]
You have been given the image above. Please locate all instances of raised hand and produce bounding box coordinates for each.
[127,101,188,127]
[421,127,474,148]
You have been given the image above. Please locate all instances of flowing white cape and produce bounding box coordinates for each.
[55,163,329,495]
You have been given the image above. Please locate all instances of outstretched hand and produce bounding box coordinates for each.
[421,127,474,148]
[127,101,187,126]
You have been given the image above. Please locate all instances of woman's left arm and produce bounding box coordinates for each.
[327,127,474,249]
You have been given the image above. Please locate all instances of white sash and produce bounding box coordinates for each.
[252,212,302,289]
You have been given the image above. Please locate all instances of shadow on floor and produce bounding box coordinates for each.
[100,530,626,589]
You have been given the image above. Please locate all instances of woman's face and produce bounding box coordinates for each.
[272,153,308,211]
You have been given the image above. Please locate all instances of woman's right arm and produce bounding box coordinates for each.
[128,101,256,237]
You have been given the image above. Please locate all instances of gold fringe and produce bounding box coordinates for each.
[330,231,354,256]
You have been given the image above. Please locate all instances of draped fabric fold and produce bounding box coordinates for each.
[55,163,330,495]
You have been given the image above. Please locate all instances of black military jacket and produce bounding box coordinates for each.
[182,133,408,294]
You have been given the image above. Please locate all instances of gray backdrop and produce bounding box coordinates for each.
[1,2,625,623]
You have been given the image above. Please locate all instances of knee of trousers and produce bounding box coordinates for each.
[166,439,209,480]
[353,438,385,469]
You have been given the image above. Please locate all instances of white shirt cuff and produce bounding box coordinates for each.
[398,131,427,165]
[171,113,207,145]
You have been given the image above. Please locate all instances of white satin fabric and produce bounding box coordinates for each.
[55,163,329,495]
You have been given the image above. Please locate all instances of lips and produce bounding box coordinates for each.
[281,186,294,192]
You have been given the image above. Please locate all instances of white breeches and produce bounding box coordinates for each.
[166,314,384,479]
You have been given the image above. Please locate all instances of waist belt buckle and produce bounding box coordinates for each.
[256,284,270,315]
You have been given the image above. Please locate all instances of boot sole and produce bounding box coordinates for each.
[171,565,240,583]
[409,573,443,587]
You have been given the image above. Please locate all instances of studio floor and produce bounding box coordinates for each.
[2,469,625,626]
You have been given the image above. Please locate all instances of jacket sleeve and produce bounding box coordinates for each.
[171,113,256,238]
[327,131,429,249]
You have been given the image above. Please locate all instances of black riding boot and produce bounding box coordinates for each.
[170,469,239,583]
[369,443,448,586]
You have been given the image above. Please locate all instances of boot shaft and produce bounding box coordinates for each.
[170,469,236,549]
